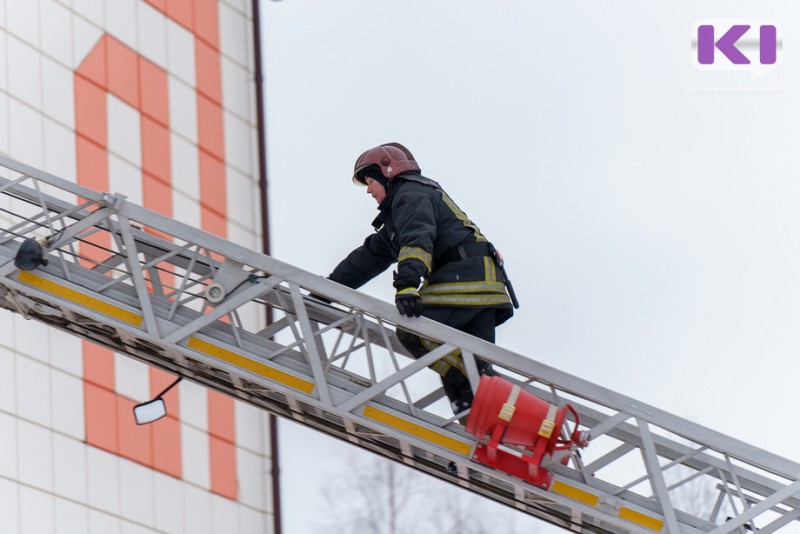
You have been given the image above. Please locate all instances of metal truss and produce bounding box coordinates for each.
[0,154,798,533]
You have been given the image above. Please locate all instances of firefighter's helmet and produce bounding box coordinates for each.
[352,143,420,185]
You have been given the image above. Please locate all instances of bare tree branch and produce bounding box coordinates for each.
[315,451,544,534]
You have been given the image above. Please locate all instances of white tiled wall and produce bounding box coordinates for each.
[237,447,267,510]
[41,0,73,66]
[73,0,104,28]
[53,433,88,502]
[88,509,122,534]
[55,497,89,534]
[0,94,8,158]
[0,412,18,478]
[114,353,150,401]
[224,110,254,176]
[15,313,50,362]
[0,31,7,90]
[48,327,82,375]
[20,486,54,534]
[184,484,213,534]
[108,95,143,167]
[219,3,250,72]
[50,368,84,438]
[6,0,41,46]
[44,118,77,180]
[0,1,270,532]
[226,166,257,228]
[0,345,16,413]
[171,133,200,198]
[87,447,121,515]
[153,471,183,533]
[17,356,53,425]
[211,493,239,532]
[179,379,209,431]
[181,424,211,489]
[109,155,144,206]
[221,56,252,121]
[166,20,195,87]
[72,13,103,69]
[105,0,137,50]
[18,420,55,492]
[0,478,20,532]
[8,100,44,168]
[119,459,156,527]
[8,37,41,108]
[137,1,167,67]
[42,57,75,126]
[169,76,199,144]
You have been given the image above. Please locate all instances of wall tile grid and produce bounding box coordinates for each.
[0,1,270,533]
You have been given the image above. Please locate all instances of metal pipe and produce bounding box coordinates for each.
[251,1,282,533]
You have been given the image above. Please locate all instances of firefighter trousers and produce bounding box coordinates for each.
[395,307,497,414]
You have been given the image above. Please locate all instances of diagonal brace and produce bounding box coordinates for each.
[337,341,460,413]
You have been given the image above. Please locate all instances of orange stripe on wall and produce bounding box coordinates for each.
[75,34,182,478]
[106,37,139,108]
[146,0,238,500]
[77,2,237,500]
[84,383,119,452]
[118,396,153,466]
[210,435,238,499]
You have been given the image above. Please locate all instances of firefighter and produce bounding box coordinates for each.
[328,142,516,416]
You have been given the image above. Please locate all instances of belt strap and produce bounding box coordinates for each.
[440,241,493,265]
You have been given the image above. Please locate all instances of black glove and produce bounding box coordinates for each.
[395,288,423,317]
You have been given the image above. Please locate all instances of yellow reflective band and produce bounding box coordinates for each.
[550,481,599,507]
[363,405,471,456]
[431,360,451,376]
[397,287,420,296]
[17,271,143,326]
[420,337,439,351]
[441,192,487,242]
[420,338,466,375]
[398,246,432,271]
[619,507,664,531]
[420,280,507,294]
[420,294,511,306]
[484,256,497,282]
[550,480,662,530]
[188,337,315,394]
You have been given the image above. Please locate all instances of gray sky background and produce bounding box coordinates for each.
[261,1,800,531]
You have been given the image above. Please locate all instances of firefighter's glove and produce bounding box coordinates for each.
[395,288,423,317]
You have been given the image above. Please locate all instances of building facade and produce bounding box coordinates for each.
[0,1,272,532]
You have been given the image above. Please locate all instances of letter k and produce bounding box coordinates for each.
[698,25,751,65]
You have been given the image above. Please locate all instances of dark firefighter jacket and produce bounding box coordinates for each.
[329,173,513,325]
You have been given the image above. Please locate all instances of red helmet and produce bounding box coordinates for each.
[352,142,420,185]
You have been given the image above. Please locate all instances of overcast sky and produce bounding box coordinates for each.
[261,1,800,531]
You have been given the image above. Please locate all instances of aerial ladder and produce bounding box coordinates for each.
[1,154,799,533]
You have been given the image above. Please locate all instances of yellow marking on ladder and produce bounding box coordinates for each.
[187,336,315,394]
[619,506,664,531]
[17,271,143,326]
[550,480,599,507]
[362,405,472,456]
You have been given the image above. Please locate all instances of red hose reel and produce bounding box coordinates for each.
[465,376,589,488]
